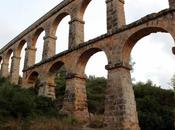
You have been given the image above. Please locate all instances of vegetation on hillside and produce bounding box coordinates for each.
[0,78,79,130]
[0,73,174,130]
[133,81,174,130]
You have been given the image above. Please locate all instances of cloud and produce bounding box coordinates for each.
[131,33,175,88]
[125,0,169,23]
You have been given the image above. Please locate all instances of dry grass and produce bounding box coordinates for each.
[0,117,83,130]
[0,118,21,130]
[28,117,82,130]
[87,115,105,128]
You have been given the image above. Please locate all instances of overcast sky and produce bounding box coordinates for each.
[0,0,174,89]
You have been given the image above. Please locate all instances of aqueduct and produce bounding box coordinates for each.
[0,0,175,129]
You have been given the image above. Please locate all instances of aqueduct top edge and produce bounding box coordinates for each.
[0,0,73,54]
[0,1,173,55]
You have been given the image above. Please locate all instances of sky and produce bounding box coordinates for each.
[0,0,174,89]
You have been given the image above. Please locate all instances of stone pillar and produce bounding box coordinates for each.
[62,73,88,121]
[38,82,56,99]
[23,47,36,70]
[106,0,126,32]
[69,18,85,49]
[9,56,21,85]
[169,0,175,8]
[0,62,9,78]
[42,35,57,60]
[104,62,140,130]
[38,74,56,99]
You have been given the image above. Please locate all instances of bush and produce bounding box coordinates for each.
[0,77,59,120]
[34,96,58,117]
[0,84,36,119]
[86,76,107,115]
[134,81,175,130]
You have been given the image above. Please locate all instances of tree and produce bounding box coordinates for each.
[133,81,175,130]
[86,76,107,114]
[55,66,67,109]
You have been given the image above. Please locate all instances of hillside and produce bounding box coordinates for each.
[0,77,174,130]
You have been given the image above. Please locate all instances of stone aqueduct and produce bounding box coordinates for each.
[0,0,175,129]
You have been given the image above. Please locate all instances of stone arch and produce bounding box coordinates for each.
[0,56,2,63]
[80,0,91,19]
[5,49,14,73]
[49,61,65,74]
[32,27,45,47]
[16,40,27,57]
[76,48,109,75]
[33,27,46,63]
[16,40,27,76]
[48,61,66,85]
[0,56,2,70]
[27,71,39,85]
[122,26,175,64]
[51,12,70,35]
[48,61,66,106]
[4,49,13,63]
[81,0,107,41]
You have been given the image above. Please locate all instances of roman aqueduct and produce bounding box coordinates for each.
[0,0,175,129]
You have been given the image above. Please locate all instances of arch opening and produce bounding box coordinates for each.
[34,28,45,63]
[17,40,27,78]
[27,71,39,92]
[77,48,108,124]
[123,27,167,63]
[0,56,2,71]
[48,61,66,110]
[130,32,175,89]
[123,27,175,129]
[28,71,39,84]
[82,0,107,41]
[54,15,71,54]
[5,49,14,77]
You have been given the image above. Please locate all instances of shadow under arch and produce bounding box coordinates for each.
[5,49,14,75]
[5,49,13,62]
[0,56,2,70]
[16,40,27,57]
[122,27,175,63]
[27,71,39,84]
[48,61,66,109]
[0,56,2,64]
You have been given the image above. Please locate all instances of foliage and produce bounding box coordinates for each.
[0,77,59,128]
[86,76,107,114]
[0,77,174,130]
[55,66,66,99]
[133,81,175,130]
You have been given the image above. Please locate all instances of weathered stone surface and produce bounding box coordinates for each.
[0,0,175,129]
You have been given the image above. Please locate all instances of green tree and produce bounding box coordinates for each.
[55,66,67,109]
[86,76,107,114]
[134,81,174,130]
